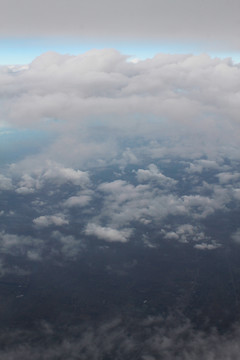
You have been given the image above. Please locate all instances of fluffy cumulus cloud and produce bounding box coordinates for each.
[161,224,221,249]
[216,172,240,184]
[95,179,183,230]
[85,223,132,243]
[42,163,90,186]
[33,214,69,228]
[12,162,90,194]
[136,164,177,187]
[63,190,93,208]
[93,173,231,234]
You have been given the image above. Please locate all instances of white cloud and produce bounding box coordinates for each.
[64,190,93,208]
[194,242,221,250]
[12,162,90,194]
[162,224,215,246]
[186,159,223,173]
[33,214,69,228]
[42,163,90,186]
[216,172,240,184]
[136,164,177,187]
[1,51,240,171]
[85,223,132,243]
[96,175,231,232]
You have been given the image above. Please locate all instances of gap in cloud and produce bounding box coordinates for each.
[0,37,240,65]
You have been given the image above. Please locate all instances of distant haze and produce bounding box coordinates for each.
[0,0,240,51]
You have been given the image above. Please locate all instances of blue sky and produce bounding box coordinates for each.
[1,37,240,65]
[1,0,240,65]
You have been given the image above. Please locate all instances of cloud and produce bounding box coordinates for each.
[194,242,221,250]
[42,163,90,186]
[233,189,240,201]
[97,179,185,229]
[231,229,240,243]
[1,50,240,172]
[95,173,231,233]
[136,164,177,187]
[1,314,240,360]
[0,174,13,191]
[33,214,69,228]
[0,231,44,264]
[51,231,83,258]
[186,159,223,174]
[0,0,240,51]
[85,223,132,243]
[161,224,221,249]
[15,174,40,194]
[12,162,90,194]
[216,172,240,184]
[63,191,93,208]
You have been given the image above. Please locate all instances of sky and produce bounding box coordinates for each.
[0,0,240,64]
[1,1,240,359]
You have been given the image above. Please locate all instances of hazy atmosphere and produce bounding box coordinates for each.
[1,0,240,359]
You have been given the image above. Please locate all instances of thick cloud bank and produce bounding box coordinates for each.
[1,50,240,169]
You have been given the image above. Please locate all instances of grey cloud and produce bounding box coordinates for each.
[0,174,13,191]
[0,0,240,51]
[0,260,29,277]
[1,314,240,359]
[0,231,44,263]
[186,159,224,174]
[231,229,240,243]
[115,147,138,170]
[51,231,84,258]
[1,51,240,169]
[233,189,240,201]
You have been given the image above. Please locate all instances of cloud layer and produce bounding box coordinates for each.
[1,314,240,360]
[1,0,240,51]
[1,50,240,171]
